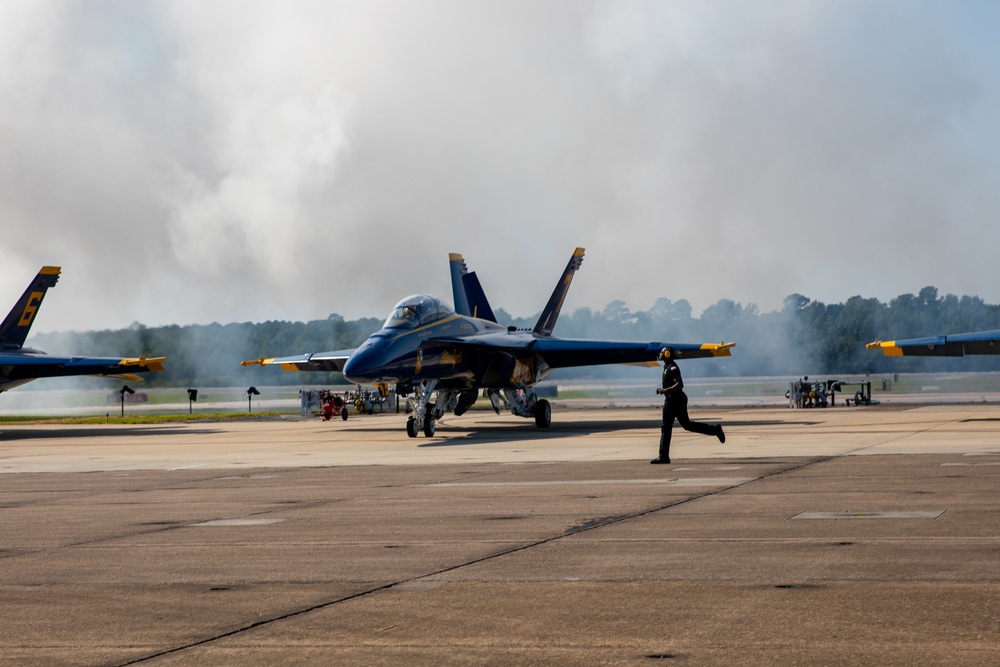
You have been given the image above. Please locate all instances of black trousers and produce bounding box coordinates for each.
[659,392,716,459]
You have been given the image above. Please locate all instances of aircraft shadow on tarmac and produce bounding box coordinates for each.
[417,418,651,447]
[408,418,822,447]
[0,427,222,441]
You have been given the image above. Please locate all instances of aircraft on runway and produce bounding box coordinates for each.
[243,248,734,437]
[0,266,166,393]
[867,330,1000,357]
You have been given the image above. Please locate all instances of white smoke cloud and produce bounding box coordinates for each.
[2,0,1000,335]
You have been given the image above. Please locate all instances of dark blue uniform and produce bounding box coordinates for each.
[655,360,723,463]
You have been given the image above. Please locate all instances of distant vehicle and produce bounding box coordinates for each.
[0,266,165,393]
[319,390,349,421]
[245,248,733,437]
[868,330,1000,357]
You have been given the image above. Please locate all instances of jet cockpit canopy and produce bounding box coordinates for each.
[383,294,455,330]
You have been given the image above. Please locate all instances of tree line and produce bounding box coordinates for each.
[25,286,1000,388]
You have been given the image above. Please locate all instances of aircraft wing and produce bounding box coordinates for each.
[0,353,166,384]
[241,349,356,372]
[867,329,1000,357]
[530,338,733,368]
[0,266,167,393]
[428,333,733,368]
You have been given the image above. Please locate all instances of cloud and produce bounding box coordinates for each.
[2,0,999,335]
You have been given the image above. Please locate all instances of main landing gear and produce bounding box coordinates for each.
[533,398,551,428]
[402,382,552,437]
[486,388,551,428]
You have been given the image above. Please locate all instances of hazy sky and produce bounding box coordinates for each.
[3,0,1000,334]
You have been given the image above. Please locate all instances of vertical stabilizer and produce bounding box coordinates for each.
[462,272,498,322]
[449,253,472,316]
[533,248,584,337]
[0,266,61,349]
[449,252,498,322]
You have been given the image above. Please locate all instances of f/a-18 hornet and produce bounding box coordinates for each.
[244,248,734,437]
[0,266,165,393]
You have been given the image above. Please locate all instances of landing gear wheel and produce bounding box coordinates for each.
[341,408,349,421]
[423,405,436,437]
[534,399,551,428]
[406,416,418,438]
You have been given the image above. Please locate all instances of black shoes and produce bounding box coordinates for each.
[652,428,723,464]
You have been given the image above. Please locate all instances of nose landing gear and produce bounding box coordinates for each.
[404,379,441,437]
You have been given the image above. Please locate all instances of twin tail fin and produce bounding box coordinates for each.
[0,266,61,350]
[533,248,584,337]
[448,248,585,334]
[448,253,498,322]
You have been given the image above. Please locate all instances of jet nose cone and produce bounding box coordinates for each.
[343,344,382,384]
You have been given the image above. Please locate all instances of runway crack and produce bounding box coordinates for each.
[113,456,831,666]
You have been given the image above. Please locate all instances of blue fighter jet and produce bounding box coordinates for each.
[0,266,166,393]
[868,330,1000,357]
[243,248,734,437]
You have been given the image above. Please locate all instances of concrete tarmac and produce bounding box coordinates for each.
[1,404,999,665]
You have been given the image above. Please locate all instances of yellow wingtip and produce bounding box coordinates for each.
[700,341,735,357]
[119,356,166,372]
[867,340,902,356]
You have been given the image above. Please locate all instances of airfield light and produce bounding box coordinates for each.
[119,385,135,418]
[246,386,260,413]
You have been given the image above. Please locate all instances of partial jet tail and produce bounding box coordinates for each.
[533,248,584,337]
[462,272,497,322]
[0,266,61,350]
[449,253,498,322]
[449,254,472,317]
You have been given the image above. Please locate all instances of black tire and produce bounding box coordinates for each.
[422,404,436,437]
[341,408,348,421]
[406,416,418,438]
[534,399,551,428]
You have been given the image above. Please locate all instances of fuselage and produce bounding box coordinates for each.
[0,348,48,392]
[342,294,542,390]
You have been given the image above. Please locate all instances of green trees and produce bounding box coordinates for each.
[26,315,381,388]
[23,288,1000,386]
